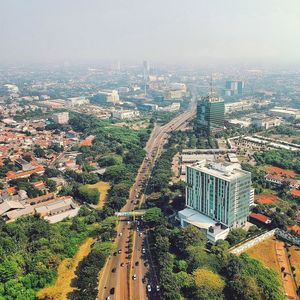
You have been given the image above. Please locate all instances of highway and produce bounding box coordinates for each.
[97,97,196,300]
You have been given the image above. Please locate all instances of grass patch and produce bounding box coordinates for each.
[289,245,300,287]
[37,237,96,300]
[87,181,110,209]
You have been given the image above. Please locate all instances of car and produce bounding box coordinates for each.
[110,287,115,295]
[156,285,160,292]
[139,233,142,237]
[142,248,146,254]
[135,261,139,266]
[106,297,110,300]
[142,277,146,284]
[132,274,137,280]
[111,268,116,273]
[120,262,124,267]
[119,232,123,237]
[136,227,139,232]
[118,249,122,254]
[147,284,152,292]
[127,221,130,225]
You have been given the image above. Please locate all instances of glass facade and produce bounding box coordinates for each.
[197,97,225,134]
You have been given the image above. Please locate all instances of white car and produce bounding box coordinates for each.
[142,248,146,254]
[147,285,151,292]
[133,274,137,280]
[156,285,160,292]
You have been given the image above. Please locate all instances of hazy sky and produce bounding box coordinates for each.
[1,0,300,66]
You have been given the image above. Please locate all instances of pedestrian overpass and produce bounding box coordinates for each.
[115,210,146,220]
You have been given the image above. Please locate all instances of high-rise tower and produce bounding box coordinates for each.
[185,160,251,228]
[197,94,225,135]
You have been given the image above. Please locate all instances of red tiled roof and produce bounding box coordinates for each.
[265,174,298,185]
[288,225,300,235]
[290,189,300,197]
[249,212,271,224]
[0,186,17,194]
[6,166,45,180]
[33,180,45,189]
[80,139,92,146]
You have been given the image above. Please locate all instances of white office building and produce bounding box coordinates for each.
[179,160,252,243]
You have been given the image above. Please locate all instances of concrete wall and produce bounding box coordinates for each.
[230,228,300,255]
[230,229,277,255]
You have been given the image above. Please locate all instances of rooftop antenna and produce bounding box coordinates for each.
[210,74,213,95]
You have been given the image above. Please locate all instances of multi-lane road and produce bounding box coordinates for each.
[97,97,196,300]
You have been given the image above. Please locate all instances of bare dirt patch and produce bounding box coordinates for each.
[265,165,298,178]
[255,194,279,204]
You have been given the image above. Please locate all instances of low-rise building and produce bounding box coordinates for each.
[111,110,140,120]
[67,97,89,106]
[5,165,45,181]
[265,174,299,188]
[53,112,69,124]
[165,89,186,100]
[249,212,272,227]
[159,103,181,112]
[98,90,120,103]
[15,158,34,171]
[251,115,282,129]
[270,107,300,119]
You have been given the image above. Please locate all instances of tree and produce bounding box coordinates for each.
[104,164,132,183]
[77,185,99,205]
[225,254,245,280]
[226,228,247,246]
[46,179,57,192]
[211,240,230,261]
[70,218,87,233]
[0,259,22,282]
[172,225,207,256]
[34,146,46,158]
[23,155,32,162]
[237,253,285,300]
[225,275,262,300]
[44,168,60,178]
[192,268,225,300]
[98,154,122,167]
[154,235,170,258]
[174,259,188,272]
[174,271,193,290]
[144,207,163,226]
[110,181,131,197]
[186,245,221,273]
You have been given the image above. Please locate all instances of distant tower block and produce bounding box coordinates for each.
[143,60,150,80]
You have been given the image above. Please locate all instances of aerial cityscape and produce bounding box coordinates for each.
[0,1,300,300]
